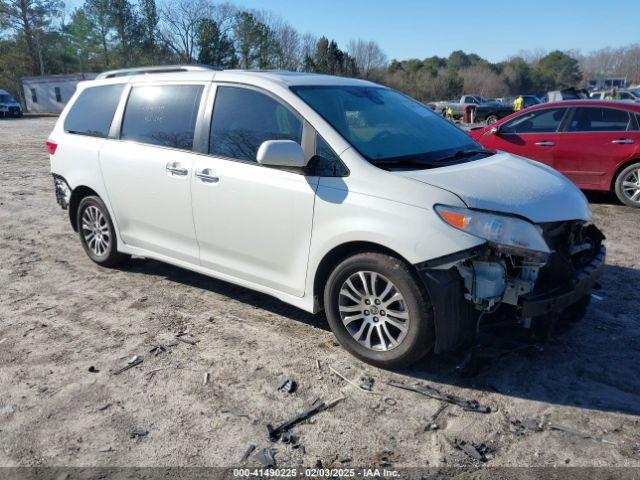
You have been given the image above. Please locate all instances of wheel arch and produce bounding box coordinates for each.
[610,158,640,192]
[312,241,419,311]
[68,185,99,231]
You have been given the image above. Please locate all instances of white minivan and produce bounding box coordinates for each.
[48,65,605,368]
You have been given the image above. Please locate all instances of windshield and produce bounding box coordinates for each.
[0,94,15,103]
[291,85,483,166]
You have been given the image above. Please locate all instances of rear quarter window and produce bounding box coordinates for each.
[64,85,124,138]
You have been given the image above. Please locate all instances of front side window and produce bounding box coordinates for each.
[567,107,631,132]
[311,134,348,177]
[64,84,124,138]
[500,108,566,134]
[209,86,303,162]
[291,86,482,167]
[121,84,204,150]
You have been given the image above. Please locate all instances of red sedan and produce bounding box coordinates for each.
[468,100,640,207]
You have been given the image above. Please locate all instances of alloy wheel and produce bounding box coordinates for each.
[621,168,640,204]
[338,271,410,351]
[81,205,110,256]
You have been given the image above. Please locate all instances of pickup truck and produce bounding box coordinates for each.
[435,95,514,124]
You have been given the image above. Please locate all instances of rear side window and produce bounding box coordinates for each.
[64,84,123,137]
[501,108,565,134]
[567,107,631,132]
[121,84,204,150]
[209,86,302,162]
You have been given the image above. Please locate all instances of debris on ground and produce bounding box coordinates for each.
[425,404,448,431]
[276,378,297,394]
[450,438,493,462]
[255,447,276,467]
[267,397,344,441]
[329,365,374,393]
[149,345,167,356]
[547,423,616,445]
[511,418,543,435]
[386,380,491,413]
[128,428,149,440]
[112,356,143,375]
[359,376,374,391]
[240,444,256,462]
[281,431,300,448]
[339,456,351,464]
[88,366,99,373]
[384,397,397,406]
[97,403,111,411]
[0,338,7,346]
[203,372,210,385]
[175,335,197,346]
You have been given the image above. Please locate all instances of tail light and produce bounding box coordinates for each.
[46,141,57,155]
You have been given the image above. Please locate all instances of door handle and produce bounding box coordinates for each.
[166,162,188,176]
[195,168,219,183]
[611,139,635,144]
[534,141,555,146]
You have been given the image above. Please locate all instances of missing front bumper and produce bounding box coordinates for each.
[519,245,606,317]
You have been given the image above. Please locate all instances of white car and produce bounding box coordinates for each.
[47,65,605,368]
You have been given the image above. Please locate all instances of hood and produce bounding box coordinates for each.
[0,100,20,107]
[393,152,591,223]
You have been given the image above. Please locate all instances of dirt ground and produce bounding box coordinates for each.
[1,117,639,471]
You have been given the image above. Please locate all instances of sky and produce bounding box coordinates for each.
[228,0,640,62]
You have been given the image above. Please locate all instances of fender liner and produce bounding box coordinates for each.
[418,267,476,353]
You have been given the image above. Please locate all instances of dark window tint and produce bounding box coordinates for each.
[567,107,631,132]
[31,88,37,103]
[311,134,348,177]
[121,85,203,150]
[501,108,565,134]
[64,84,124,138]
[210,86,302,162]
[55,87,62,103]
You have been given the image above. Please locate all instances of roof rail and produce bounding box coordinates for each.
[95,64,221,80]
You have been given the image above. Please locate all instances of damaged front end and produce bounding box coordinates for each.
[418,207,605,353]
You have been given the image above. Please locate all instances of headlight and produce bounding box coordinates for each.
[435,205,550,253]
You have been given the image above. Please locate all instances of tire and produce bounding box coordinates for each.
[562,294,591,324]
[614,162,640,207]
[485,115,499,125]
[77,195,129,267]
[323,252,435,369]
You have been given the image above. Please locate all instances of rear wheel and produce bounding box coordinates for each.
[77,195,129,267]
[614,162,640,207]
[485,114,499,125]
[324,252,434,369]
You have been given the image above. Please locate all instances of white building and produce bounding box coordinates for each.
[21,73,98,113]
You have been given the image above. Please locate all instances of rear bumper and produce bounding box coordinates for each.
[520,245,605,317]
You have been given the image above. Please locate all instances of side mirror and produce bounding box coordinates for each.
[257,140,307,168]
[485,125,500,136]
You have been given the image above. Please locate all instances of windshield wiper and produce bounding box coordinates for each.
[434,148,494,163]
[371,158,439,169]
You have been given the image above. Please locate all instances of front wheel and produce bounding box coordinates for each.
[614,162,640,207]
[485,115,499,125]
[77,195,129,267]
[323,252,434,369]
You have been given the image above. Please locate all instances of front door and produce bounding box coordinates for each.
[191,84,318,297]
[482,107,568,167]
[100,83,206,264]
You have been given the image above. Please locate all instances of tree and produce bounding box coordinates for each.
[347,39,386,78]
[196,17,236,67]
[304,36,357,77]
[83,0,112,68]
[109,0,139,66]
[158,0,214,63]
[0,0,63,75]
[63,7,98,72]
[535,50,582,89]
[233,11,278,69]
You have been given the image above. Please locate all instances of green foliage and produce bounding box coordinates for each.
[304,36,358,77]
[197,18,236,68]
